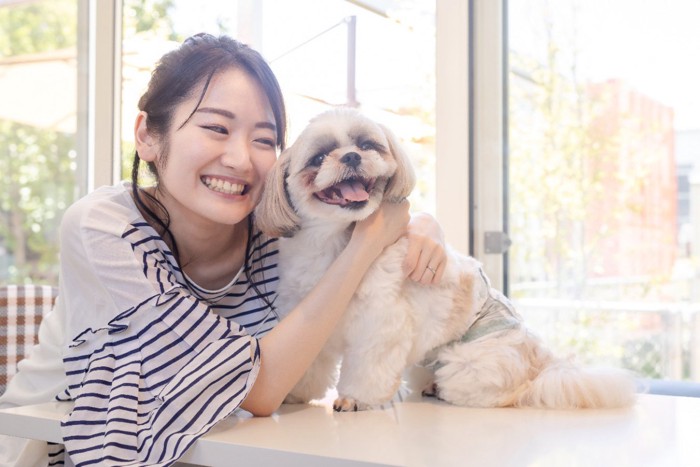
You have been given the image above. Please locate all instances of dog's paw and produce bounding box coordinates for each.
[421,382,441,398]
[333,396,371,412]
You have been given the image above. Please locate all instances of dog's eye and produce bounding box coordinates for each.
[310,153,327,167]
[359,140,379,151]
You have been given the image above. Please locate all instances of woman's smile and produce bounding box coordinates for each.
[201,175,248,196]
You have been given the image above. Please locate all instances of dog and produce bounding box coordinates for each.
[255,107,637,411]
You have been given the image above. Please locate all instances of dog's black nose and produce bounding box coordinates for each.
[341,152,362,168]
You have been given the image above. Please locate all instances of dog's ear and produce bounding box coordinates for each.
[380,124,416,202]
[254,149,300,238]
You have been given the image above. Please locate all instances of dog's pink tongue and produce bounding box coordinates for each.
[337,180,369,202]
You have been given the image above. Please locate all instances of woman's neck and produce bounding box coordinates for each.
[135,185,249,290]
[173,218,249,290]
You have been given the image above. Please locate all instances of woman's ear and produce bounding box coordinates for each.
[134,111,158,162]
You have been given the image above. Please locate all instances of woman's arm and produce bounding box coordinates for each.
[58,189,264,466]
[241,200,410,415]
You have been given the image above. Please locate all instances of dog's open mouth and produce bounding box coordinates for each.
[314,177,376,208]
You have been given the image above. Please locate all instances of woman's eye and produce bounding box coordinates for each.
[203,125,228,135]
[311,153,326,167]
[255,137,276,148]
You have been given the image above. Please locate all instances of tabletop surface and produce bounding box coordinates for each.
[0,393,698,467]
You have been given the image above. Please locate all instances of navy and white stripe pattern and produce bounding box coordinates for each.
[200,230,280,337]
[58,221,278,466]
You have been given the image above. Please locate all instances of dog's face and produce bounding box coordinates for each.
[286,109,398,223]
[256,108,416,237]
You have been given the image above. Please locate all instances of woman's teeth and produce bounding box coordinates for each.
[202,177,245,195]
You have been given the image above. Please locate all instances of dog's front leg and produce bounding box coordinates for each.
[333,304,413,411]
[333,341,412,411]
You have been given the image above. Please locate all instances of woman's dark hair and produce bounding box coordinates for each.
[131,33,287,262]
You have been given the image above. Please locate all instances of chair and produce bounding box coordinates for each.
[0,284,58,395]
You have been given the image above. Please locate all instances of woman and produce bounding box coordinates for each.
[0,33,446,466]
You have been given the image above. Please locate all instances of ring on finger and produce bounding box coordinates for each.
[426,266,437,275]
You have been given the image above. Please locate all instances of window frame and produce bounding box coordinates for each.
[80,0,122,192]
[435,0,471,256]
[436,0,507,289]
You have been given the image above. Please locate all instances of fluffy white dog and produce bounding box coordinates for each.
[255,107,637,411]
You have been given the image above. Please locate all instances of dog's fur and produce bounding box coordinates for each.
[255,107,637,411]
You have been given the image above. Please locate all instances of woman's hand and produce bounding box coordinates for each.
[403,212,447,285]
[350,199,411,259]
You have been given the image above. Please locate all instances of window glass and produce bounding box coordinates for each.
[0,0,79,286]
[508,0,700,380]
[119,0,436,213]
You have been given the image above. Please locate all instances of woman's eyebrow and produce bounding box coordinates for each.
[197,107,235,119]
[196,107,276,131]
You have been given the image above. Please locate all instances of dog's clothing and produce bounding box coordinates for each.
[462,268,522,343]
[424,268,522,371]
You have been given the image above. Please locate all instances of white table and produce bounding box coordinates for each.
[0,394,698,466]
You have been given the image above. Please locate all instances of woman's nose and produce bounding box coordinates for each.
[220,138,253,171]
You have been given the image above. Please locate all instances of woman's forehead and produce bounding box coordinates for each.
[175,67,275,128]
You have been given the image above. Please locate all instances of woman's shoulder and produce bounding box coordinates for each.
[61,182,141,232]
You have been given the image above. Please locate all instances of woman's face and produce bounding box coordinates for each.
[139,67,278,229]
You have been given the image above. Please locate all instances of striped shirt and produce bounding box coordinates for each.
[0,182,279,467]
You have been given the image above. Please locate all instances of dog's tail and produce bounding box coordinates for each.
[518,359,638,409]
[433,329,638,409]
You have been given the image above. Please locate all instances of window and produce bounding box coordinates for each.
[506,0,700,381]
[0,0,81,285]
[5,0,698,388]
